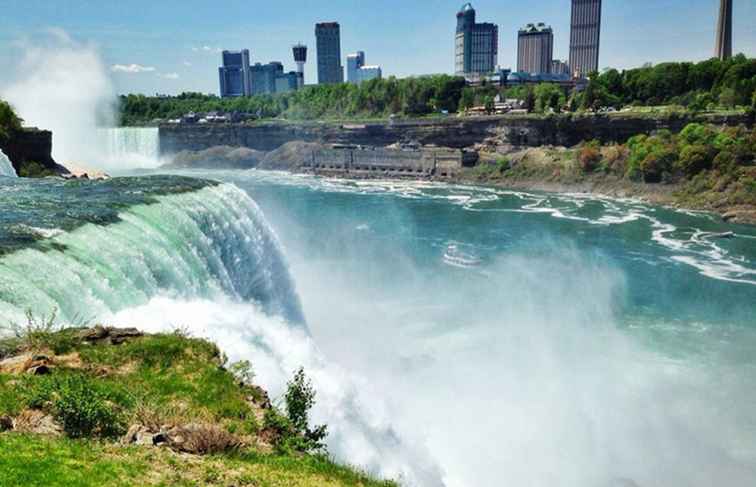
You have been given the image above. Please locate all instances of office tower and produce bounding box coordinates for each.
[569,0,602,78]
[455,3,498,77]
[315,22,344,84]
[218,50,251,98]
[347,51,366,84]
[715,0,733,60]
[357,65,382,83]
[517,23,554,74]
[293,44,308,87]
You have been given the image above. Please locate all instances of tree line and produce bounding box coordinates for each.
[117,55,756,125]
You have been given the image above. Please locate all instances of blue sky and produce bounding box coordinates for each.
[1,0,754,96]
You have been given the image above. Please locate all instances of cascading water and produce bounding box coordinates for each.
[100,127,161,170]
[0,149,16,178]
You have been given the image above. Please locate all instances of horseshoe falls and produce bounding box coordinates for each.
[2,170,756,487]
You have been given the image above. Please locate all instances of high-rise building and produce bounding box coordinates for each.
[455,3,498,78]
[293,44,308,88]
[569,0,602,78]
[517,23,554,74]
[551,59,570,76]
[219,50,251,98]
[357,65,382,83]
[715,0,733,60]
[315,22,344,84]
[250,62,283,95]
[347,51,365,84]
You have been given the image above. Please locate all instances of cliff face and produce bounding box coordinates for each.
[0,129,65,175]
[159,113,752,155]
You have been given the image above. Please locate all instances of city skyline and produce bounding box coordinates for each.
[0,0,754,95]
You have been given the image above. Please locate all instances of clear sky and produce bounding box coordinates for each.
[1,0,754,96]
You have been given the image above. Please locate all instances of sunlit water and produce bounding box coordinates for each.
[1,169,755,487]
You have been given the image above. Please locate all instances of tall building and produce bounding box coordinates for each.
[715,0,733,60]
[219,50,251,98]
[250,62,301,95]
[293,44,308,87]
[455,3,498,78]
[517,23,554,74]
[315,22,344,84]
[347,51,366,84]
[569,0,602,78]
[347,51,382,84]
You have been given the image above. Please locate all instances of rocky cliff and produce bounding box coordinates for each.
[159,113,752,155]
[0,128,67,176]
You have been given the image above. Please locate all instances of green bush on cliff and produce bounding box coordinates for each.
[0,99,22,142]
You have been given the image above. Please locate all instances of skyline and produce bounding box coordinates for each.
[0,0,754,96]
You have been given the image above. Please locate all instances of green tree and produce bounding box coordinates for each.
[0,99,22,142]
[284,367,328,452]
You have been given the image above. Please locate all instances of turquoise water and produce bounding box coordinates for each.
[1,170,755,486]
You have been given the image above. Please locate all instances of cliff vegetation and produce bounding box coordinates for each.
[468,123,756,223]
[0,315,395,487]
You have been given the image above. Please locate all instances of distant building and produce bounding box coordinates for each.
[455,3,498,78]
[219,50,251,98]
[347,51,365,84]
[551,59,570,76]
[316,22,344,84]
[715,0,732,60]
[358,65,382,83]
[517,23,554,74]
[293,44,308,87]
[250,62,301,95]
[569,0,602,78]
[347,51,382,84]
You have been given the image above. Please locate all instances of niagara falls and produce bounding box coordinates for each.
[1,2,755,487]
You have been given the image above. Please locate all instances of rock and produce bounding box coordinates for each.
[0,353,53,375]
[13,410,63,435]
[122,424,158,446]
[80,325,143,345]
[0,415,13,431]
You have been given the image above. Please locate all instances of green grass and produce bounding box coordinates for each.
[0,434,395,487]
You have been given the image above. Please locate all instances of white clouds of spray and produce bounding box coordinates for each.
[1,28,115,168]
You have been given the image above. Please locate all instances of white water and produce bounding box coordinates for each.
[0,149,16,178]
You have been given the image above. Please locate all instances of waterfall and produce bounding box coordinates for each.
[0,149,17,178]
[100,127,161,169]
[0,183,304,325]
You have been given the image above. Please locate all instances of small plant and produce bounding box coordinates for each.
[230,360,255,386]
[578,141,602,173]
[3,308,73,353]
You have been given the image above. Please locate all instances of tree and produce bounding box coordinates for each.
[459,88,475,111]
[0,99,22,142]
[284,367,328,452]
[524,87,536,113]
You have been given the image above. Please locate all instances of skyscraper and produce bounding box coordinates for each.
[517,23,554,74]
[569,0,602,78]
[315,22,344,84]
[455,3,498,78]
[715,0,733,60]
[218,50,251,98]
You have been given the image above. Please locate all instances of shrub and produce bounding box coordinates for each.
[679,123,716,147]
[578,142,602,173]
[18,161,56,178]
[280,368,328,453]
[640,146,677,183]
[677,145,713,176]
[2,309,77,354]
[713,150,737,174]
[166,423,241,455]
[230,360,255,386]
[53,375,127,438]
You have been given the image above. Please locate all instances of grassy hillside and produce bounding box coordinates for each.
[0,320,395,487]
